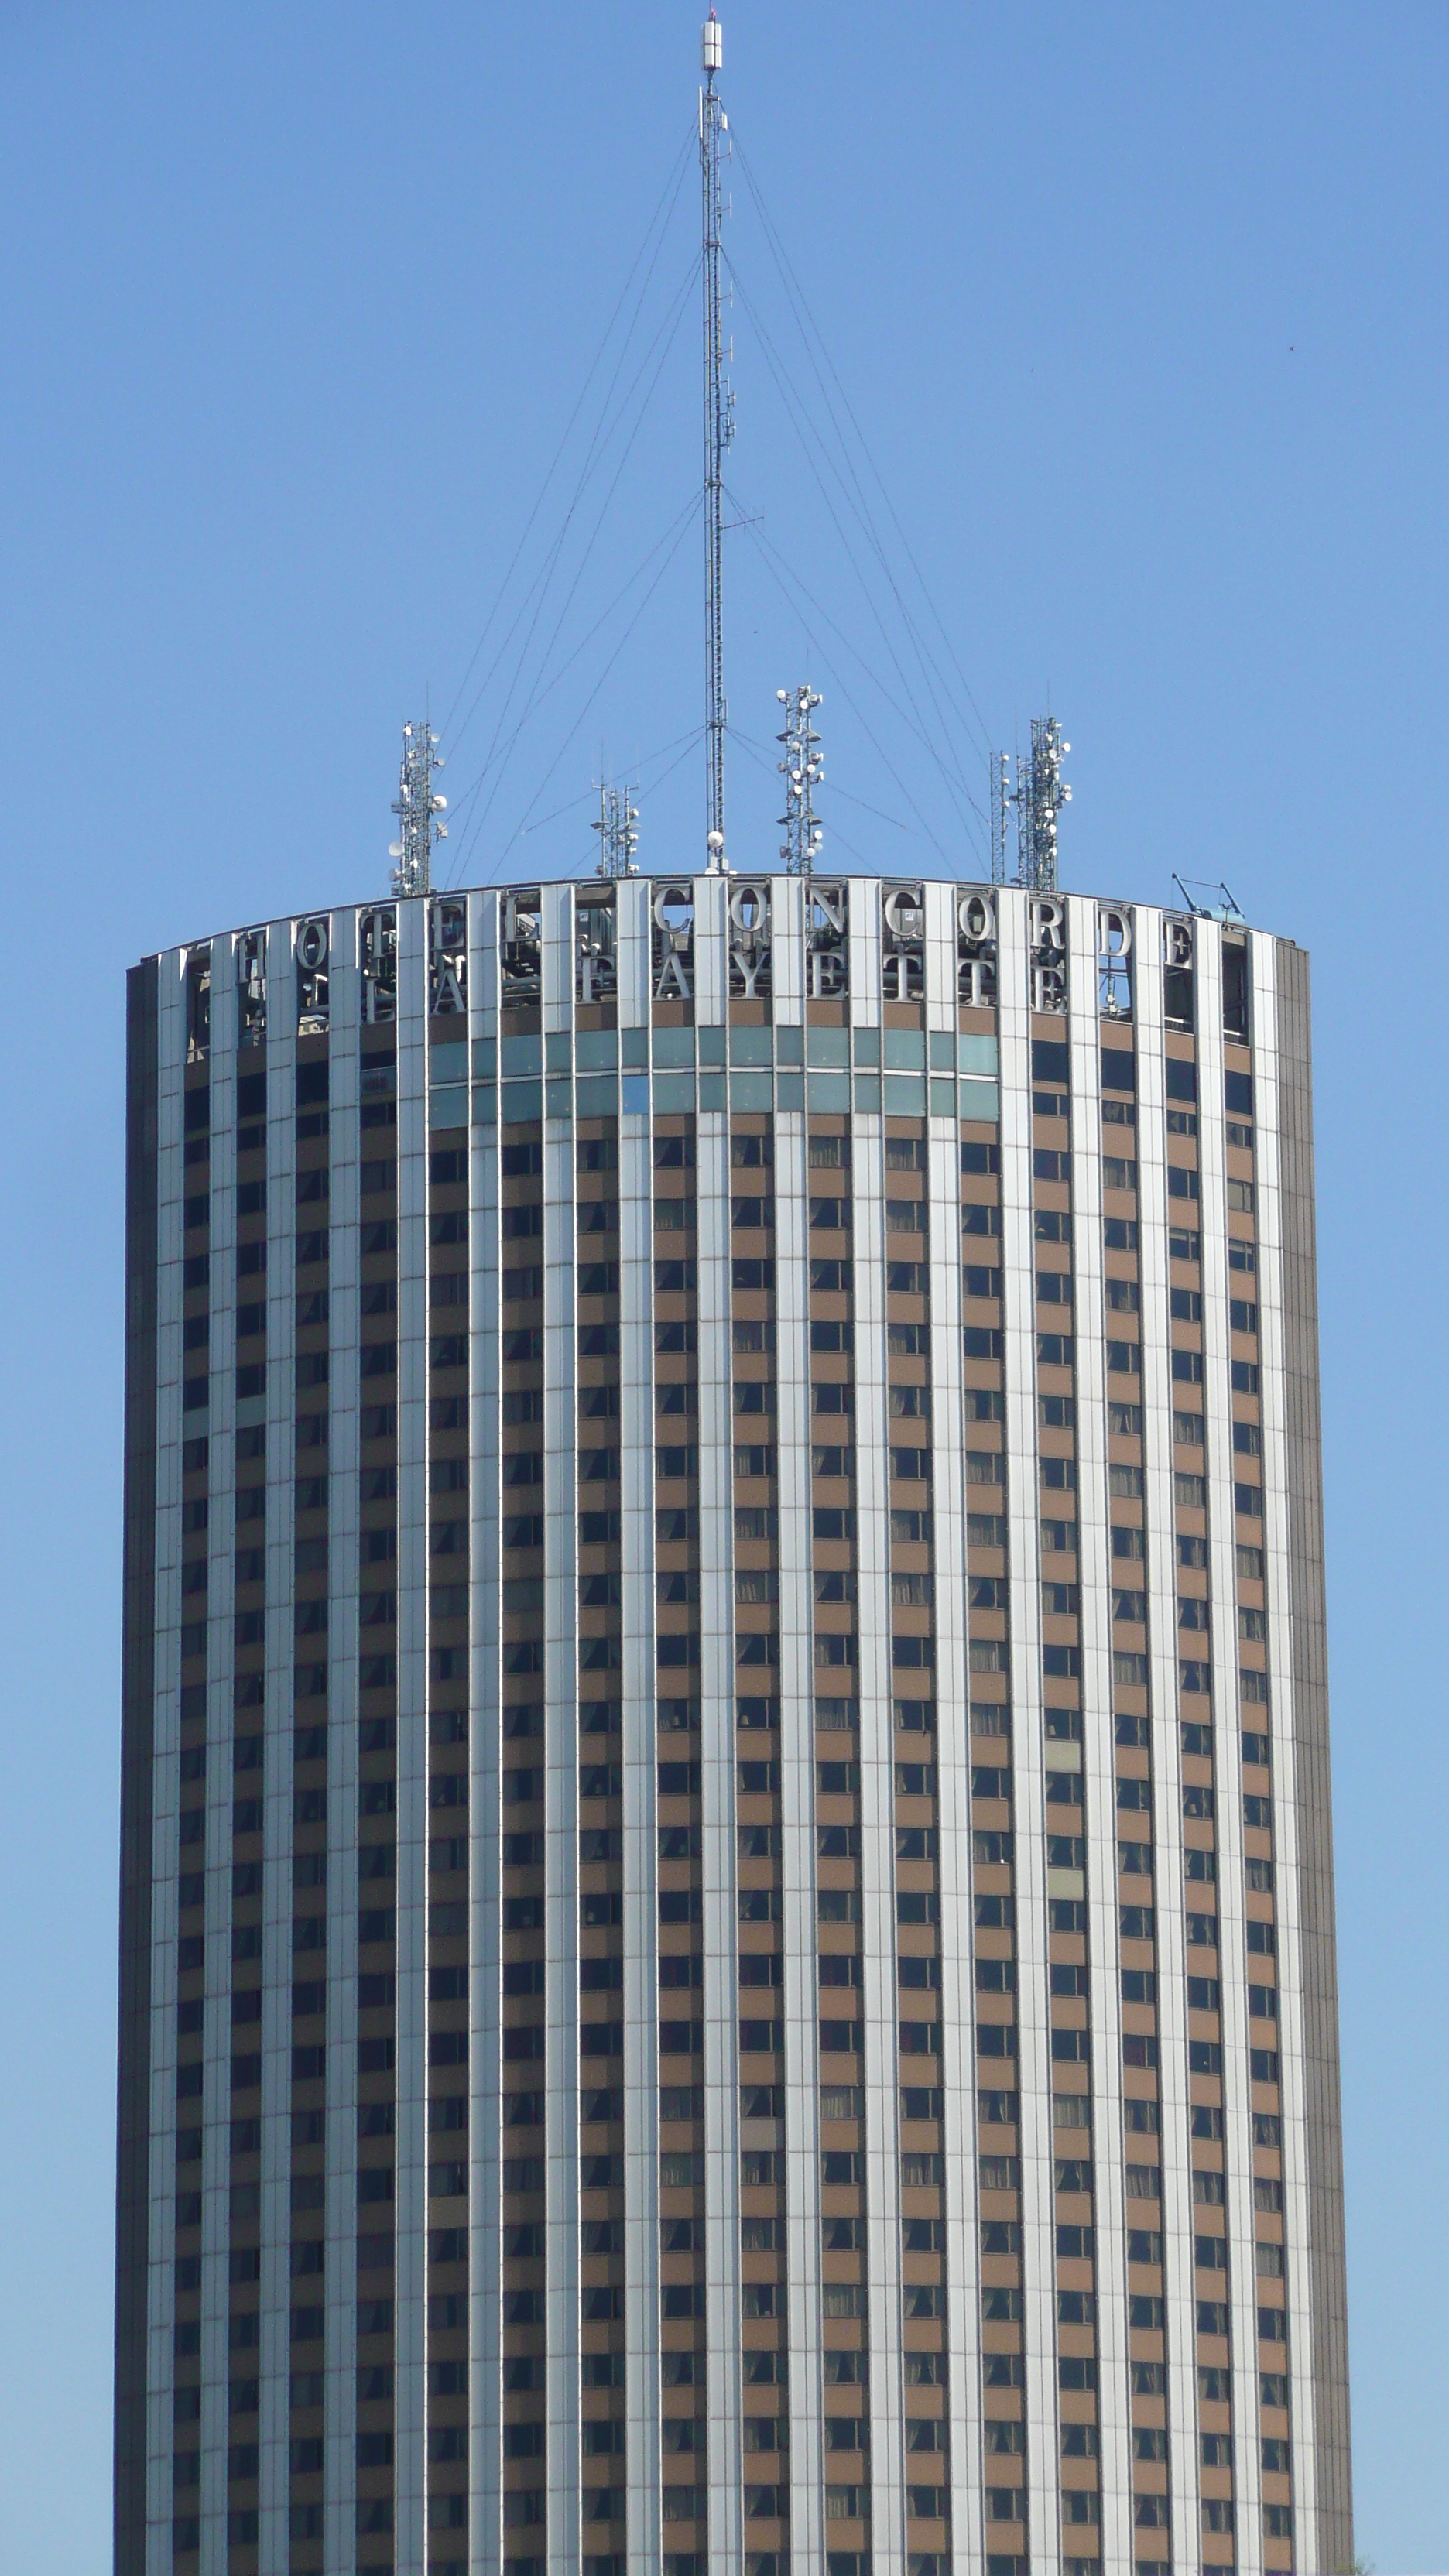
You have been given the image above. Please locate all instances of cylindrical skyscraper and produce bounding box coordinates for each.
[117,872,1351,2576]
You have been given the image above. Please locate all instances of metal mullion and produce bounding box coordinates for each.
[325,916,361,2571]
[997,889,1060,2576]
[851,1109,903,2573]
[697,1096,742,2576]
[543,883,581,2576]
[620,1097,660,2574]
[1195,927,1263,2566]
[199,978,237,2576]
[146,954,185,2576]
[1250,940,1318,2568]
[393,906,430,2576]
[1135,910,1203,2560]
[259,927,297,2567]
[1066,895,1131,2563]
[468,891,504,2575]
[927,1102,985,2576]
[776,1105,821,2557]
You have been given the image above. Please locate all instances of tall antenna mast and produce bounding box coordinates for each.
[700,12,732,871]
[777,683,824,875]
[591,779,640,880]
[387,720,447,898]
[990,748,1011,886]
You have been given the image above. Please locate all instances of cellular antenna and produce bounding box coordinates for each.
[700,12,733,872]
[1009,715,1070,892]
[777,683,824,875]
[591,779,640,880]
[387,720,447,898]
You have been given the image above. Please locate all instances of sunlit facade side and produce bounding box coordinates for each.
[117,872,1351,2576]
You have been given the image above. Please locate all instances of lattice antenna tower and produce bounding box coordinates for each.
[591,780,640,880]
[990,749,1011,886]
[700,12,734,872]
[387,720,448,898]
[777,684,824,875]
[1012,714,1070,892]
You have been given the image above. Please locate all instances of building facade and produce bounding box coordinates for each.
[118,872,1351,2576]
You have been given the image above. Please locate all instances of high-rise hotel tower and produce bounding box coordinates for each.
[118,873,1351,2576]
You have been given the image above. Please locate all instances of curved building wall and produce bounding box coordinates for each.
[117,872,1351,2576]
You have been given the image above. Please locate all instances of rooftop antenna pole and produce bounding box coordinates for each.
[990,749,1010,886]
[591,779,640,880]
[387,720,447,898]
[777,683,824,875]
[701,12,732,872]
[1012,715,1070,892]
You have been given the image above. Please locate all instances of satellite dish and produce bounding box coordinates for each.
[433,795,447,812]
[388,842,404,859]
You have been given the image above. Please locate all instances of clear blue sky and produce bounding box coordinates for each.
[0,3,1442,2566]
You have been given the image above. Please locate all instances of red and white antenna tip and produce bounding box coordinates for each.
[701,14,722,74]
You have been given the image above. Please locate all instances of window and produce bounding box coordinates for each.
[886,1138,926,1170]
[810,1197,850,1229]
[811,1320,852,1353]
[1103,1156,1137,1190]
[808,1135,849,1169]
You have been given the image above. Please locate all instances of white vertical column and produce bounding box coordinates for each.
[259,926,298,2569]
[543,885,581,2576]
[851,1082,903,2575]
[925,885,985,2576]
[1249,938,1318,2572]
[1066,896,1131,2561]
[393,904,430,2576]
[697,1026,742,2576]
[618,878,661,2575]
[776,1071,822,2557]
[326,915,361,2574]
[468,891,503,2576]
[997,889,1061,2576]
[199,963,237,2576]
[1135,910,1203,2562]
[1195,925,1263,2573]
[146,954,185,2576]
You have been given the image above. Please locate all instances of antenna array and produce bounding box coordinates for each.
[387,721,447,899]
[777,684,824,875]
[993,716,1070,893]
[591,781,640,880]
